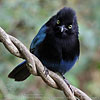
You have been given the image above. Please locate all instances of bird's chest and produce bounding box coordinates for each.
[37,36,76,62]
[35,37,78,74]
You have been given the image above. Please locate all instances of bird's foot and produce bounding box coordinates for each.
[43,66,49,77]
[62,75,74,94]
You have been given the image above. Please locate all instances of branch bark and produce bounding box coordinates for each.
[0,27,92,100]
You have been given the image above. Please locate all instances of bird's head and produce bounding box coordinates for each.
[46,7,79,39]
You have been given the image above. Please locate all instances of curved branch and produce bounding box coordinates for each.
[0,27,92,100]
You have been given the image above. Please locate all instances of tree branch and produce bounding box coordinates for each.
[0,27,92,100]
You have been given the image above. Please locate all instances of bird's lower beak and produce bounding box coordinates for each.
[59,25,68,33]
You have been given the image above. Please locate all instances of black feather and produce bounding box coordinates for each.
[8,61,31,81]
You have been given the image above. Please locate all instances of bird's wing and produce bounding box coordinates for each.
[30,25,47,53]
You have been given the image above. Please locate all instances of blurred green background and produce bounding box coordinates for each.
[0,0,100,100]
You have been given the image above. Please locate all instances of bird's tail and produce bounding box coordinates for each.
[8,60,31,81]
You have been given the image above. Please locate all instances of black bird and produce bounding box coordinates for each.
[8,7,80,82]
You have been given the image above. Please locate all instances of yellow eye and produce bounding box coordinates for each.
[68,25,72,29]
[57,20,60,24]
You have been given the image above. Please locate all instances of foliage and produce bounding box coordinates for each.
[0,0,100,99]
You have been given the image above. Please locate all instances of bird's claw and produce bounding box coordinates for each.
[64,79,74,94]
[43,67,49,77]
[62,75,74,94]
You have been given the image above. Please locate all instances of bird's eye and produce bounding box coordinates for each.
[68,25,72,29]
[57,20,60,24]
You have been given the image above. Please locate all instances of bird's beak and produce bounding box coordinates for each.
[59,25,68,33]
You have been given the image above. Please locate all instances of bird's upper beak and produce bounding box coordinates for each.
[59,25,68,33]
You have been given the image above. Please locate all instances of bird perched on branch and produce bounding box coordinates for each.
[8,7,80,82]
